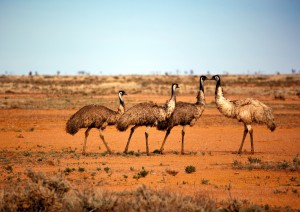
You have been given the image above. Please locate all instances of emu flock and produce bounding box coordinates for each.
[66,75,276,155]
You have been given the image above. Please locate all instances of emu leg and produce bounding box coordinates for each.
[83,128,92,155]
[181,126,186,155]
[99,129,112,154]
[159,128,171,154]
[124,126,138,154]
[249,127,254,154]
[238,124,248,154]
[145,126,150,156]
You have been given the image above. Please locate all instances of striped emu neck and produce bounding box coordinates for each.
[118,94,125,114]
[196,78,205,105]
[215,79,236,118]
[165,84,178,118]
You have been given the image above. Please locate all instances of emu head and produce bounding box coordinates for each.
[171,83,180,96]
[200,75,208,82]
[118,90,127,96]
[199,76,208,92]
[118,90,127,106]
[211,75,221,82]
[172,83,180,90]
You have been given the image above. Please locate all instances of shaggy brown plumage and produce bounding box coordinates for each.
[66,90,127,154]
[116,83,179,155]
[212,75,276,154]
[157,76,208,154]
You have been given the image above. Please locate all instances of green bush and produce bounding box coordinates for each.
[78,167,85,172]
[104,167,110,173]
[185,165,196,174]
[133,167,149,179]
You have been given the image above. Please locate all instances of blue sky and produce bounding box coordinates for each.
[0,0,299,75]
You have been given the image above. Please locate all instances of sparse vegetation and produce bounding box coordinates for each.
[232,155,300,171]
[64,167,73,174]
[165,169,179,176]
[127,150,135,155]
[273,189,288,194]
[1,74,299,109]
[78,167,85,172]
[248,157,261,164]
[153,149,160,154]
[101,151,108,156]
[21,151,32,157]
[274,91,286,100]
[125,150,141,156]
[201,178,209,185]
[0,74,299,209]
[4,165,13,172]
[0,170,291,211]
[185,165,196,174]
[104,167,110,173]
[133,167,149,179]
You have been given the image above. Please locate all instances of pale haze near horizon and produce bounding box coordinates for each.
[0,0,299,75]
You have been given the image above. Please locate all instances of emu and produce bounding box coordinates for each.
[212,75,276,154]
[157,75,208,154]
[66,90,127,155]
[117,83,179,156]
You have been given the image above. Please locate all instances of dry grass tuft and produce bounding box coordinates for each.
[0,169,292,211]
[1,74,299,109]
[232,155,300,171]
[1,169,71,211]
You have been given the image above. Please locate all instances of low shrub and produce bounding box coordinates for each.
[185,165,196,174]
[133,167,149,179]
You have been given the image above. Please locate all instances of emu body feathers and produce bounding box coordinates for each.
[213,75,276,154]
[66,105,118,135]
[116,83,179,155]
[157,76,207,154]
[65,91,127,155]
[116,102,168,132]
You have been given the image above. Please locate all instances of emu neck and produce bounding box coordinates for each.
[165,89,177,119]
[215,80,236,118]
[215,79,223,100]
[117,96,125,114]
[196,80,205,105]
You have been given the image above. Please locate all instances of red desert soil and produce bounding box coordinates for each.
[0,95,300,209]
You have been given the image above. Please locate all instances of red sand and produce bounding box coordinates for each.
[0,98,300,208]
